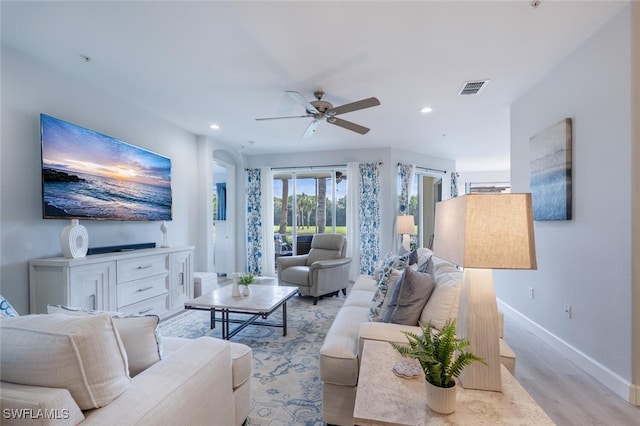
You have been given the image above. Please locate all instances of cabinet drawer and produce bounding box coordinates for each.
[117,275,169,307]
[117,254,169,283]
[117,293,170,316]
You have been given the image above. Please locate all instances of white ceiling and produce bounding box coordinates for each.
[1,1,629,171]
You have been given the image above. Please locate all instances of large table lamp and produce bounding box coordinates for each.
[397,215,415,251]
[432,193,536,392]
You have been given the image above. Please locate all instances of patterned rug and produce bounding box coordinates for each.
[158,291,345,426]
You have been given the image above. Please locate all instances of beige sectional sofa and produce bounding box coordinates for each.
[319,251,515,425]
[0,313,252,426]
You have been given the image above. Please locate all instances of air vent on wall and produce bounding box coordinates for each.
[458,80,490,96]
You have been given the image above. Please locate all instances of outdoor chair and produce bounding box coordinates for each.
[276,234,352,305]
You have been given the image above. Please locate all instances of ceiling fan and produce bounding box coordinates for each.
[256,91,380,138]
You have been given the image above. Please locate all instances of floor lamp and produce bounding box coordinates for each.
[432,193,537,392]
[397,215,415,251]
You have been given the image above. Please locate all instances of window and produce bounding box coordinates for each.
[273,168,347,260]
[398,170,443,250]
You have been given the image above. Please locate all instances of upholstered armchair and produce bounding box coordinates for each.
[276,234,352,305]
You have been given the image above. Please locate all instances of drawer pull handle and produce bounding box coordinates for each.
[138,308,153,314]
[137,265,153,270]
[137,286,153,292]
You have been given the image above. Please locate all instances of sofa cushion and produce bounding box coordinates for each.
[279,265,310,286]
[368,253,409,321]
[0,314,131,410]
[47,305,163,377]
[382,265,435,325]
[320,305,369,387]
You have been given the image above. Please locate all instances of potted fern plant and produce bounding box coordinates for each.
[391,319,485,414]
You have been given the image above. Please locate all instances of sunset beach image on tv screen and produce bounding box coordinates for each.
[40,114,172,221]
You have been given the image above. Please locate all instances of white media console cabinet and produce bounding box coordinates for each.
[29,246,194,319]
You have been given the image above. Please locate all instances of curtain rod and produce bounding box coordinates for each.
[271,164,346,171]
[271,162,382,171]
[398,163,447,174]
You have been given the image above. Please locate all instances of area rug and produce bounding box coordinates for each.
[158,292,345,426]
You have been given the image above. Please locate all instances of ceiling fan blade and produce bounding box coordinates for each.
[256,114,313,121]
[286,91,320,114]
[326,97,380,116]
[326,117,370,135]
[303,119,320,138]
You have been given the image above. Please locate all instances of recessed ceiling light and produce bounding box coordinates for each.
[210,124,220,130]
[421,107,433,114]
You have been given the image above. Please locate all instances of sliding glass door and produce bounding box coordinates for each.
[273,168,347,262]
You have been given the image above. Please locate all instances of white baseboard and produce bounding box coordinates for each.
[497,299,638,406]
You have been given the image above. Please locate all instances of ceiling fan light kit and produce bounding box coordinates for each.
[256,90,380,138]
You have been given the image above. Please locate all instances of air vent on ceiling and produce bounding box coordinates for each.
[458,80,490,96]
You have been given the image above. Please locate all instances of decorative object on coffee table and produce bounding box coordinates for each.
[59,219,88,258]
[238,273,254,296]
[391,319,484,414]
[433,193,536,392]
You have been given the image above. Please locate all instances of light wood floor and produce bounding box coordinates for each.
[503,317,640,425]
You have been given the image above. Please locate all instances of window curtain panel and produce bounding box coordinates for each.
[346,162,360,280]
[357,162,381,276]
[394,163,415,252]
[398,163,415,215]
[260,167,275,277]
[451,172,459,197]
[216,182,226,221]
[245,168,263,276]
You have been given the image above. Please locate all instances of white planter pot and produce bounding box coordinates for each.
[240,285,251,296]
[425,379,457,415]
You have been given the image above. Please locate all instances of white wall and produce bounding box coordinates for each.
[495,5,636,400]
[0,46,202,314]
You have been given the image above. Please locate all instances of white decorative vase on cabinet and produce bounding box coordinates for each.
[59,219,89,259]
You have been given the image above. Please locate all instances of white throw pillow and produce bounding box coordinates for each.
[47,305,163,377]
[0,314,131,410]
[419,271,461,331]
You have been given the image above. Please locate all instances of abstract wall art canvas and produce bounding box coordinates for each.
[529,118,572,221]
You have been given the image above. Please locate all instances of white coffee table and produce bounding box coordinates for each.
[184,285,297,340]
[353,340,554,426]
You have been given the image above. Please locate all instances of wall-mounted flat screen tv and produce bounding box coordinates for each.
[41,114,172,221]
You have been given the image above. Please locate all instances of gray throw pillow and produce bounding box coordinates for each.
[382,266,436,325]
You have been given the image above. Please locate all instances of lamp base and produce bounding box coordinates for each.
[457,267,502,392]
[401,234,411,251]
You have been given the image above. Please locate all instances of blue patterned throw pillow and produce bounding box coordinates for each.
[369,253,410,321]
[0,294,19,317]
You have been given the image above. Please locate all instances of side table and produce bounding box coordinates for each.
[353,340,555,426]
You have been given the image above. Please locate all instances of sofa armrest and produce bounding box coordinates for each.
[0,382,85,425]
[357,322,422,357]
[81,336,236,426]
[358,321,516,374]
